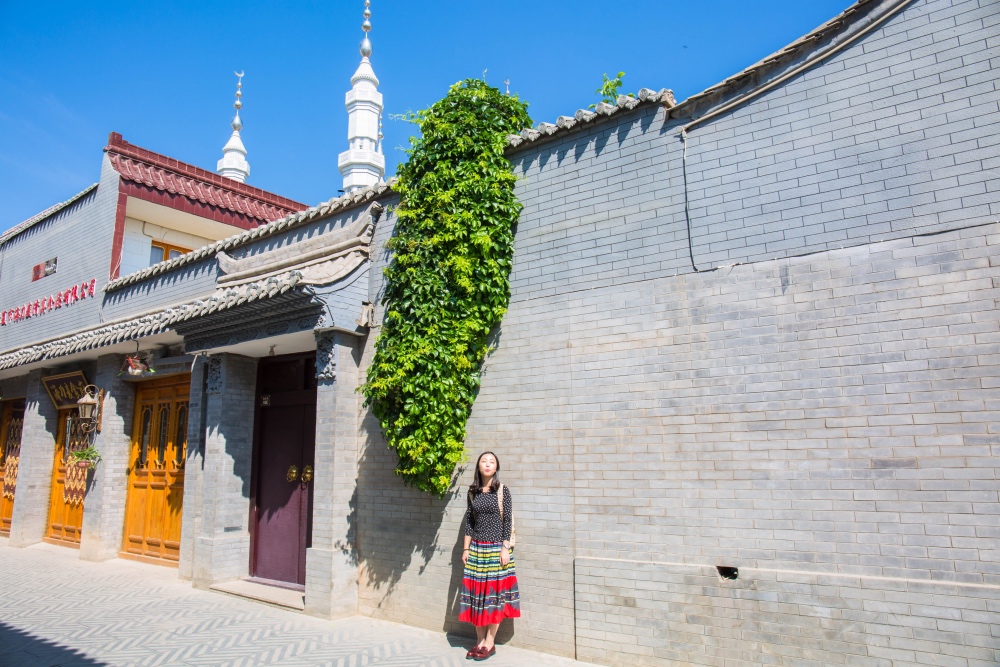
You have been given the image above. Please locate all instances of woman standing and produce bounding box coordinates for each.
[459,451,520,661]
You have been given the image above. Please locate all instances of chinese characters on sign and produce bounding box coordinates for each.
[41,371,90,410]
[1,278,97,326]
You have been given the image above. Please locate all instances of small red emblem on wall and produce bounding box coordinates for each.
[31,257,58,281]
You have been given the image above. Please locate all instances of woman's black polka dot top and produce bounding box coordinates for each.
[464,485,513,543]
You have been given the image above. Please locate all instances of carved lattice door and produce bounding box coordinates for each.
[122,375,190,564]
[46,409,88,545]
[0,400,25,535]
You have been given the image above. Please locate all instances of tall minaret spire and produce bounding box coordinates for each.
[338,0,385,193]
[217,71,251,183]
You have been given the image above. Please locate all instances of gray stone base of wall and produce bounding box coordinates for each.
[575,558,1000,667]
[305,546,359,620]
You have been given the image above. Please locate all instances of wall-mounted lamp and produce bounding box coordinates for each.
[76,384,104,433]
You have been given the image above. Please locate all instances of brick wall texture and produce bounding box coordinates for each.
[79,353,136,561]
[0,0,997,665]
[353,0,1000,664]
[0,156,119,351]
[183,353,258,587]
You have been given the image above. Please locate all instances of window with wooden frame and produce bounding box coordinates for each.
[149,242,190,267]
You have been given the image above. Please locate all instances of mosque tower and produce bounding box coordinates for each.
[338,0,385,193]
[217,71,251,183]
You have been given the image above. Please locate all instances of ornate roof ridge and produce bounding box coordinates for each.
[0,184,98,248]
[505,89,676,149]
[104,177,397,293]
[105,132,304,211]
[505,0,878,150]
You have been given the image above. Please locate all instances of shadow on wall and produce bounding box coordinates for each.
[347,405,516,645]
[218,357,256,503]
[350,409,448,591]
[0,621,108,666]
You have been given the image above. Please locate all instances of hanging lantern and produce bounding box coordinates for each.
[77,385,99,421]
[76,384,104,433]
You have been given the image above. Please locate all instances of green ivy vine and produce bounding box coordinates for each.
[361,79,532,496]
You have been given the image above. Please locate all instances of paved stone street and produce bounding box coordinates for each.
[0,540,599,667]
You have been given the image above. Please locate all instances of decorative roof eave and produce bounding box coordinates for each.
[0,184,98,249]
[504,0,878,151]
[104,178,397,293]
[676,0,877,112]
[0,271,312,371]
[505,89,675,151]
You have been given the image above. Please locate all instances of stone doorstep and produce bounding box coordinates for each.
[210,578,306,611]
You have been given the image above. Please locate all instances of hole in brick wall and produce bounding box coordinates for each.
[717,566,739,580]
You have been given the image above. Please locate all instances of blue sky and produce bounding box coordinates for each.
[0,0,850,231]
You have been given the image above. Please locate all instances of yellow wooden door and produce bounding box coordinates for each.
[0,400,25,535]
[121,375,190,565]
[46,410,87,545]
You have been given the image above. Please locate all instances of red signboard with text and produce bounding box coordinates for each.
[1,278,97,326]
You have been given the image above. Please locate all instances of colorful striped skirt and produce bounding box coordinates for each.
[459,541,521,626]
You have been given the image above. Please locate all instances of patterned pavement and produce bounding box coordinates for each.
[0,540,598,667]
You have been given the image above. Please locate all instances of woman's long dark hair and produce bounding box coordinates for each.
[469,451,501,497]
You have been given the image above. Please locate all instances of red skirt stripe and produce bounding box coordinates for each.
[458,540,521,627]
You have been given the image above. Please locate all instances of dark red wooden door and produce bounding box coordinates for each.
[252,355,316,586]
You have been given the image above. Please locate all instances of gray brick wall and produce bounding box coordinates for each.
[178,356,207,581]
[186,353,257,587]
[8,369,60,547]
[506,0,1000,302]
[678,0,1000,270]
[462,222,1000,660]
[2,0,997,664]
[0,374,29,401]
[575,557,1000,667]
[353,0,1000,661]
[79,353,136,561]
[311,265,370,332]
[0,156,119,351]
[306,331,364,619]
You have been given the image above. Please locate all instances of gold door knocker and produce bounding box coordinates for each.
[301,465,313,484]
[286,465,299,482]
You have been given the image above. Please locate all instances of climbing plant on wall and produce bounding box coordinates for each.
[362,79,532,496]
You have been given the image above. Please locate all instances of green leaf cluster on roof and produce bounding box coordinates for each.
[362,79,532,496]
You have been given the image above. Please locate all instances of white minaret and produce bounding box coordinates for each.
[217,71,251,183]
[338,0,385,193]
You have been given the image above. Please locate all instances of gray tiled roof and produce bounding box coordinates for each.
[504,0,876,150]
[104,178,397,293]
[0,184,98,248]
[0,271,309,371]
[505,88,675,149]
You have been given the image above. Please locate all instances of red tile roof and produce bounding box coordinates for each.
[105,132,307,225]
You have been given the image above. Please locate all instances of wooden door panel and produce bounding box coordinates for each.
[252,354,317,587]
[0,401,25,535]
[254,404,305,583]
[121,375,189,565]
[46,411,86,546]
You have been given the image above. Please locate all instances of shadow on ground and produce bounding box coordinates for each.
[0,622,107,667]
